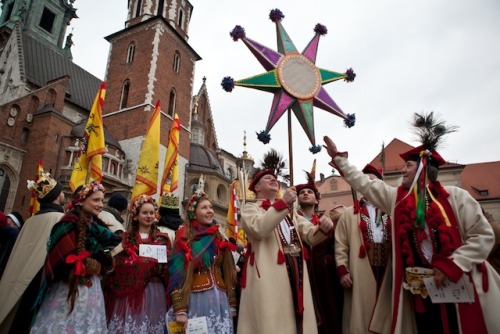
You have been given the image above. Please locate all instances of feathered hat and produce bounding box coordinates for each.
[399,112,458,229]
[400,112,457,168]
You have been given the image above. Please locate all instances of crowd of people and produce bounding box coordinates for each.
[0,113,499,334]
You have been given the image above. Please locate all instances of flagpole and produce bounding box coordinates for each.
[288,108,294,186]
[85,158,92,184]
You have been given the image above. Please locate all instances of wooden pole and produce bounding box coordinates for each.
[85,157,92,184]
[288,109,294,186]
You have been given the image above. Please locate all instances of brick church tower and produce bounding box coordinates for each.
[102,0,201,191]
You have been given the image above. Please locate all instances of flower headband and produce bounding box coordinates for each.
[187,192,210,221]
[71,181,105,207]
[130,194,159,219]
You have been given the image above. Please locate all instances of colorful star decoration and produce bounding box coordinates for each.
[221,9,356,153]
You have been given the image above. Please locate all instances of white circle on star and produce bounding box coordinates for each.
[277,54,321,100]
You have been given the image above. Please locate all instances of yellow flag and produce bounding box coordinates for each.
[161,113,180,194]
[131,101,161,203]
[28,160,43,216]
[69,82,106,191]
[225,181,238,240]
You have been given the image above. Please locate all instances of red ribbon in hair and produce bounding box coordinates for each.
[66,250,91,276]
[125,244,140,261]
[205,225,219,235]
[218,240,237,252]
[177,240,193,263]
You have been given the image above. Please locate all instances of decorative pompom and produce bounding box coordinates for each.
[344,114,356,128]
[314,23,328,36]
[269,9,284,22]
[344,68,356,82]
[257,130,271,144]
[230,25,246,41]
[309,145,322,154]
[277,249,286,264]
[359,245,366,258]
[221,76,235,92]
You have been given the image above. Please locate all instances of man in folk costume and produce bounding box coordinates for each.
[335,164,392,334]
[324,112,500,334]
[296,173,344,334]
[237,170,334,334]
[0,173,65,334]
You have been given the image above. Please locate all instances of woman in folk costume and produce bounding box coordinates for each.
[0,173,65,334]
[104,194,171,334]
[335,164,392,334]
[324,112,500,334]
[30,181,121,333]
[166,192,237,334]
[237,170,334,334]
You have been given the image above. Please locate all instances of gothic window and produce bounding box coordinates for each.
[29,96,39,113]
[39,7,55,33]
[21,128,29,143]
[120,80,130,109]
[0,168,11,211]
[173,52,180,73]
[126,42,135,63]
[135,0,142,18]
[168,89,176,116]
[46,89,56,106]
[178,9,184,27]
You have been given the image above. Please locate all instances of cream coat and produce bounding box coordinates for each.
[0,210,64,333]
[335,206,391,334]
[237,200,328,334]
[334,155,500,333]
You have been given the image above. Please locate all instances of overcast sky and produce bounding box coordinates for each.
[69,0,500,183]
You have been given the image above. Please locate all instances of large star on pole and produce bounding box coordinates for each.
[221,9,356,153]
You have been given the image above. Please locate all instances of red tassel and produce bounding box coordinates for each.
[303,247,310,260]
[478,263,489,292]
[277,249,286,264]
[353,200,360,214]
[414,296,426,313]
[359,245,366,258]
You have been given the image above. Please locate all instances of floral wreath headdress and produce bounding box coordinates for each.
[71,181,105,207]
[187,191,210,221]
[130,194,159,220]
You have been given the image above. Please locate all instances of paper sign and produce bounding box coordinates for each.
[187,316,209,334]
[423,275,475,303]
[139,244,167,263]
